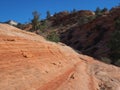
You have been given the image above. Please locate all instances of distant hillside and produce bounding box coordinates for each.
[59,7,120,66]
[16,6,120,66]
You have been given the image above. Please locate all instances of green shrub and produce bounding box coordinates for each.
[100,57,112,64]
[78,16,96,25]
[46,11,51,19]
[115,59,120,67]
[46,31,60,42]
[31,11,40,31]
[95,7,102,17]
[39,20,47,32]
[95,7,108,17]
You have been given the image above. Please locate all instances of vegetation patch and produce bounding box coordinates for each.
[46,31,60,42]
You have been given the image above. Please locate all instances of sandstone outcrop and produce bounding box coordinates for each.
[0,24,120,90]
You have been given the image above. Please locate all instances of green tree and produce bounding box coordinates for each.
[31,11,40,31]
[78,16,88,25]
[39,20,47,32]
[71,8,77,13]
[78,16,94,25]
[108,17,120,65]
[46,11,51,19]
[102,7,108,12]
[95,7,102,16]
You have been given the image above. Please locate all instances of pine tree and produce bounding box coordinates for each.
[71,8,76,13]
[102,7,108,12]
[95,7,102,16]
[31,11,40,31]
[46,11,51,19]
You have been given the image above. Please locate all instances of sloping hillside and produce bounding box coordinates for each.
[59,7,120,64]
[0,24,120,90]
[15,7,120,66]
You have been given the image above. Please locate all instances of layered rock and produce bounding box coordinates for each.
[0,24,120,90]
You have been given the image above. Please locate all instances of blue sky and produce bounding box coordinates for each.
[0,0,119,23]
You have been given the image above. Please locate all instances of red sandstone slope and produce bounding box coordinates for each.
[0,24,120,90]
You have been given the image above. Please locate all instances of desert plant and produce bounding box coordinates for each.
[39,20,47,32]
[78,16,95,25]
[46,11,51,19]
[101,7,108,13]
[71,8,77,13]
[31,11,40,31]
[95,7,102,16]
[100,57,112,64]
[114,59,120,66]
[78,16,89,25]
[46,31,60,42]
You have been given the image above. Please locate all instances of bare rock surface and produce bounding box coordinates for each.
[0,24,120,90]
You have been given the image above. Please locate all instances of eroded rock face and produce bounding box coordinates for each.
[60,7,120,59]
[0,24,120,90]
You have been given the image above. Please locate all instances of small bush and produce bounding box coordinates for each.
[115,59,120,67]
[78,16,96,25]
[46,31,60,42]
[31,11,40,31]
[100,57,112,64]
